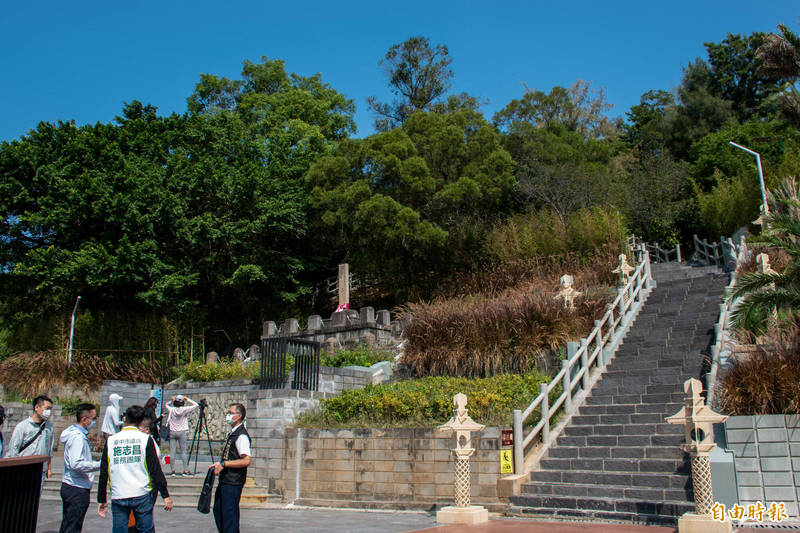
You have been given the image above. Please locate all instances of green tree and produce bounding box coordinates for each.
[306,107,514,296]
[757,23,800,127]
[494,82,618,219]
[621,90,675,153]
[704,32,783,121]
[1,58,356,350]
[367,37,454,131]
[730,178,800,335]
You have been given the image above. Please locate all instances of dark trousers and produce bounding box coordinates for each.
[213,482,243,533]
[59,483,90,533]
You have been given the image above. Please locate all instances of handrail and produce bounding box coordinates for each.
[693,234,742,271]
[512,249,653,475]
[705,239,749,406]
[628,235,681,264]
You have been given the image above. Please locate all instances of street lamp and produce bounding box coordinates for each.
[68,295,81,366]
[729,141,769,215]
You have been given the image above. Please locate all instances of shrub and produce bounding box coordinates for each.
[297,372,554,427]
[718,324,800,415]
[178,360,261,382]
[485,206,627,264]
[399,250,618,378]
[0,351,164,398]
[320,346,394,368]
[57,397,98,416]
[694,172,760,239]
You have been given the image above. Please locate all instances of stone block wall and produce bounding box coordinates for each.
[246,389,330,493]
[724,415,800,517]
[278,427,505,510]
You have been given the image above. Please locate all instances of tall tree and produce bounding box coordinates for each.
[704,32,783,121]
[367,37,454,131]
[306,107,514,296]
[757,23,800,127]
[621,90,675,153]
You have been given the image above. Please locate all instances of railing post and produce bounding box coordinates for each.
[540,383,550,444]
[676,244,682,263]
[513,409,524,475]
[580,338,589,390]
[617,287,626,316]
[561,359,572,411]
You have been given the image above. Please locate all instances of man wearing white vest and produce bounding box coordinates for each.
[97,405,173,533]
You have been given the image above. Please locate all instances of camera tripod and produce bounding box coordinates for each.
[187,400,214,474]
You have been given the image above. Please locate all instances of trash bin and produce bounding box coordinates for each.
[0,455,48,533]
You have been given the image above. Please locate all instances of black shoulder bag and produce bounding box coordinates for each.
[18,422,46,454]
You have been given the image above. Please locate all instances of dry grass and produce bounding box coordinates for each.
[398,250,619,378]
[735,248,792,277]
[0,350,164,398]
[718,323,800,415]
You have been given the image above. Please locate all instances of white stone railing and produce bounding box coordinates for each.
[628,235,681,263]
[693,234,743,271]
[512,249,653,475]
[705,240,749,406]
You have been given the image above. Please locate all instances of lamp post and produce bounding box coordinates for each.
[729,141,769,215]
[67,295,81,366]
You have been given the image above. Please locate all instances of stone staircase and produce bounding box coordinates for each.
[508,261,728,525]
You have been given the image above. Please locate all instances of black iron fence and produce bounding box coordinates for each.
[260,337,320,391]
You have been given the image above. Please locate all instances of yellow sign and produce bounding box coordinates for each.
[500,450,513,474]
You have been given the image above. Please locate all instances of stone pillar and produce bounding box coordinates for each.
[435,393,488,525]
[338,263,349,308]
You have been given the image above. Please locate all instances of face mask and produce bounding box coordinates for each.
[88,419,96,430]
[225,414,234,425]
[41,409,52,420]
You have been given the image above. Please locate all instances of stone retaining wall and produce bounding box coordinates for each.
[277,427,505,510]
[723,414,800,517]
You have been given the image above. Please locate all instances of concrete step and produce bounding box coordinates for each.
[41,473,279,508]
[519,481,692,502]
[539,457,690,474]
[527,469,691,491]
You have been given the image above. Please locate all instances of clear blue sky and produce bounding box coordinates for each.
[1,1,797,142]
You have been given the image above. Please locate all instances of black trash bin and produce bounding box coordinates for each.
[0,455,48,533]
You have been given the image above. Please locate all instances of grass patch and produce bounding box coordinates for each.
[296,372,556,428]
[320,346,394,368]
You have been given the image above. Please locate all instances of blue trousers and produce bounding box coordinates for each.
[213,482,243,533]
[111,493,154,533]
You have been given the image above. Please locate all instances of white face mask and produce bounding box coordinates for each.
[225,413,235,426]
[41,409,52,420]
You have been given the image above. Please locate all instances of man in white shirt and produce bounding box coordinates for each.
[5,394,54,484]
[59,403,101,533]
[209,403,251,533]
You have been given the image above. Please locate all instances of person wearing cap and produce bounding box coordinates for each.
[164,394,198,476]
[102,393,124,444]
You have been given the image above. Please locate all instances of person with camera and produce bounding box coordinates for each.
[209,403,250,533]
[164,394,198,476]
[97,405,173,533]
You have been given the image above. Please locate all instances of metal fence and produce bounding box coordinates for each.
[260,337,321,391]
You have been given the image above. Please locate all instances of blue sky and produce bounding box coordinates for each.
[1,1,797,142]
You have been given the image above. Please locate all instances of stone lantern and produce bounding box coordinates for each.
[612,253,635,284]
[666,378,730,533]
[435,393,488,525]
